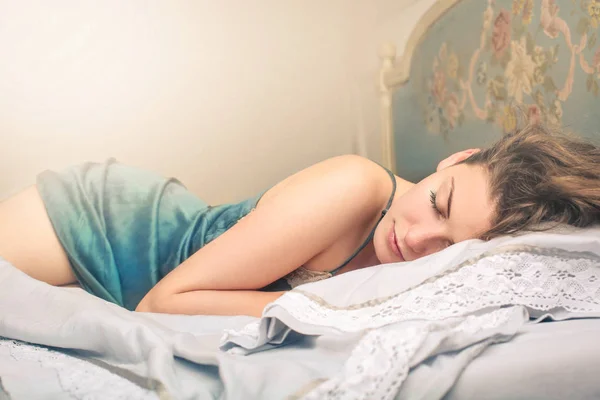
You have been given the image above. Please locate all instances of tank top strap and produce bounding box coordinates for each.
[327,164,397,276]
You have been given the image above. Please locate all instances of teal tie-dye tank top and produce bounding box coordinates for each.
[37,159,262,311]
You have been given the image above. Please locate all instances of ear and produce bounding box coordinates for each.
[436,148,481,172]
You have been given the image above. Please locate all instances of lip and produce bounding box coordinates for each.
[388,223,405,261]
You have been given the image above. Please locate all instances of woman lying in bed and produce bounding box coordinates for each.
[2,122,600,317]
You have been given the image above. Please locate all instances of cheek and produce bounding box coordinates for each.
[391,193,426,224]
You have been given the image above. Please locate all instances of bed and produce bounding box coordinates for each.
[4,230,600,400]
[3,1,600,399]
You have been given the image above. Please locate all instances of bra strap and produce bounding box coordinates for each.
[328,165,396,276]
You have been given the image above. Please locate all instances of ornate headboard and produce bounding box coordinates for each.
[379,0,600,181]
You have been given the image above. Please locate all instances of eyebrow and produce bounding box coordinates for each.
[447,176,455,219]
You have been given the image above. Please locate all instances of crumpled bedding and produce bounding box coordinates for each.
[2,228,600,399]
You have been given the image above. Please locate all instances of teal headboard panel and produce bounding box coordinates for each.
[390,0,600,182]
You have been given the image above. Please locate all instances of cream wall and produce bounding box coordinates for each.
[350,0,439,167]
[0,0,434,203]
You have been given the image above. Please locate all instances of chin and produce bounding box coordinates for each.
[372,235,391,265]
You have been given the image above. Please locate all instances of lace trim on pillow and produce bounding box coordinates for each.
[271,250,600,332]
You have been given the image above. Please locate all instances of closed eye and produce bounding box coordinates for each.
[431,189,455,247]
[429,190,443,217]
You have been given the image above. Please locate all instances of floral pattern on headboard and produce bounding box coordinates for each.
[424,0,600,136]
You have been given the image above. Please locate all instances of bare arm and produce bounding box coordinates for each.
[136,155,389,316]
[138,290,286,317]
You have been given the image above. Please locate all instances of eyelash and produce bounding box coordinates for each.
[429,190,443,217]
[430,190,455,246]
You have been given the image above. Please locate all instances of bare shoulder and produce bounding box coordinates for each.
[322,154,390,181]
[259,154,392,209]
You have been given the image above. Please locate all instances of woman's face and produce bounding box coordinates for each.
[373,161,495,264]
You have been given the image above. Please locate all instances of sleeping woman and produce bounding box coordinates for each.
[2,122,600,317]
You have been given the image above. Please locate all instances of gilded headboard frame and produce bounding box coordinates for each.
[378,0,462,173]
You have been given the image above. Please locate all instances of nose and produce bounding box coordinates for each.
[403,224,449,258]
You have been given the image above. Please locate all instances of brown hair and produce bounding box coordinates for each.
[462,121,600,239]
